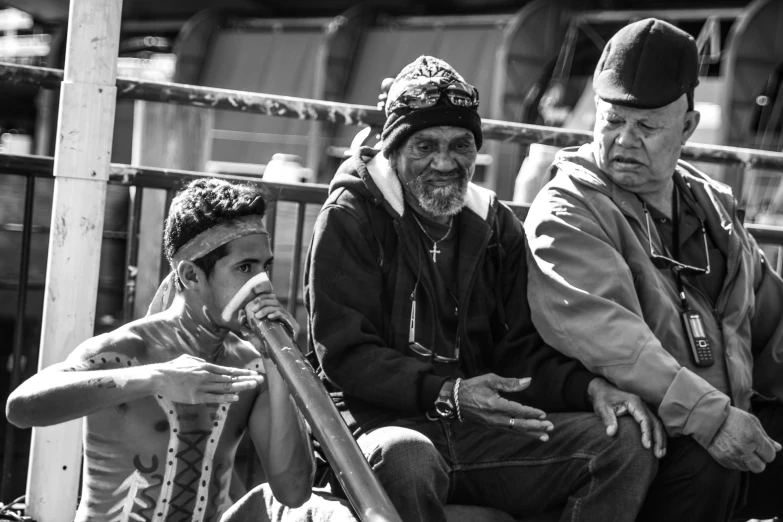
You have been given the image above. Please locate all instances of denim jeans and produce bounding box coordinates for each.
[636,434,742,522]
[736,399,783,519]
[354,412,657,522]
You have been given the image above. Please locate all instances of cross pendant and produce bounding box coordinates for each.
[430,245,441,262]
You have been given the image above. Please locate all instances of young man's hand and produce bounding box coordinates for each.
[221,272,301,350]
[240,294,301,339]
[151,354,263,404]
[221,273,274,329]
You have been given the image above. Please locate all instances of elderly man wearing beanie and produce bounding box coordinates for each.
[525,18,783,522]
[305,55,661,522]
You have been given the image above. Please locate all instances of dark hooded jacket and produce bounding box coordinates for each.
[304,147,596,433]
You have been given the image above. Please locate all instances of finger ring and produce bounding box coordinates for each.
[223,382,232,391]
[509,418,516,429]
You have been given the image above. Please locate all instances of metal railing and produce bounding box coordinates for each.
[0,161,357,517]
[3,56,783,521]
[2,62,783,171]
[0,157,334,508]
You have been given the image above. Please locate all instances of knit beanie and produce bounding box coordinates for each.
[381,56,483,158]
[594,18,699,109]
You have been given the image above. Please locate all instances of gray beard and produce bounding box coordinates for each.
[396,168,469,217]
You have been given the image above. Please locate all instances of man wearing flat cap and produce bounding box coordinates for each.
[525,18,783,521]
[305,55,662,522]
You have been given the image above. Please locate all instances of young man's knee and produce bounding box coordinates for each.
[361,427,449,485]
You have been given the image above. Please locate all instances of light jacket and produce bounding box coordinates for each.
[524,144,783,447]
[305,147,596,434]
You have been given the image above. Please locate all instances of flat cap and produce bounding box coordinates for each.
[593,18,699,109]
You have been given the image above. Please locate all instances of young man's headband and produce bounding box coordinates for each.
[147,215,268,316]
[169,214,268,271]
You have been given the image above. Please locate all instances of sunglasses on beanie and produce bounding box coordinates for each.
[386,78,479,115]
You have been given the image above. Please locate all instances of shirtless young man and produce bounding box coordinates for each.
[6,178,314,522]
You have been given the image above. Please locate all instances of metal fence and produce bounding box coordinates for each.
[0,157,331,503]
[4,62,783,170]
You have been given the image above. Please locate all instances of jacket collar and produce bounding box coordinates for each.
[364,151,494,222]
[553,144,646,225]
[555,143,737,257]
[555,143,716,225]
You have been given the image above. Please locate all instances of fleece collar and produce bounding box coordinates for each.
[364,152,493,221]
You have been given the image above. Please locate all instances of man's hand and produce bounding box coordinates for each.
[151,354,263,404]
[587,377,667,458]
[457,374,553,440]
[707,406,781,473]
[238,293,301,347]
[222,272,301,353]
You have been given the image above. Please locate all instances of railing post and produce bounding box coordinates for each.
[24,0,123,519]
[131,102,214,319]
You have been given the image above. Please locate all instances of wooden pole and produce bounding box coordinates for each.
[24,0,122,519]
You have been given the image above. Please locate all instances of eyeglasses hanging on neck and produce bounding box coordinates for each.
[641,183,716,367]
[641,186,711,277]
[408,286,460,364]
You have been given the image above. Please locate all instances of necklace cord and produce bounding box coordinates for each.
[411,212,453,244]
[411,212,453,262]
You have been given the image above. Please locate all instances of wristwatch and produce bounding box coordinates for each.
[433,379,456,419]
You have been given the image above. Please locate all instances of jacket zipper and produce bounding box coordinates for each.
[711,309,723,332]
[681,277,733,400]
[713,195,743,316]
[681,278,723,334]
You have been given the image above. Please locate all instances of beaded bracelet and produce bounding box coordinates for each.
[453,377,464,422]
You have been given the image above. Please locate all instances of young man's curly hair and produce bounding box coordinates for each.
[164,178,269,284]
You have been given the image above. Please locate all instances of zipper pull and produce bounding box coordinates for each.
[712,309,723,332]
